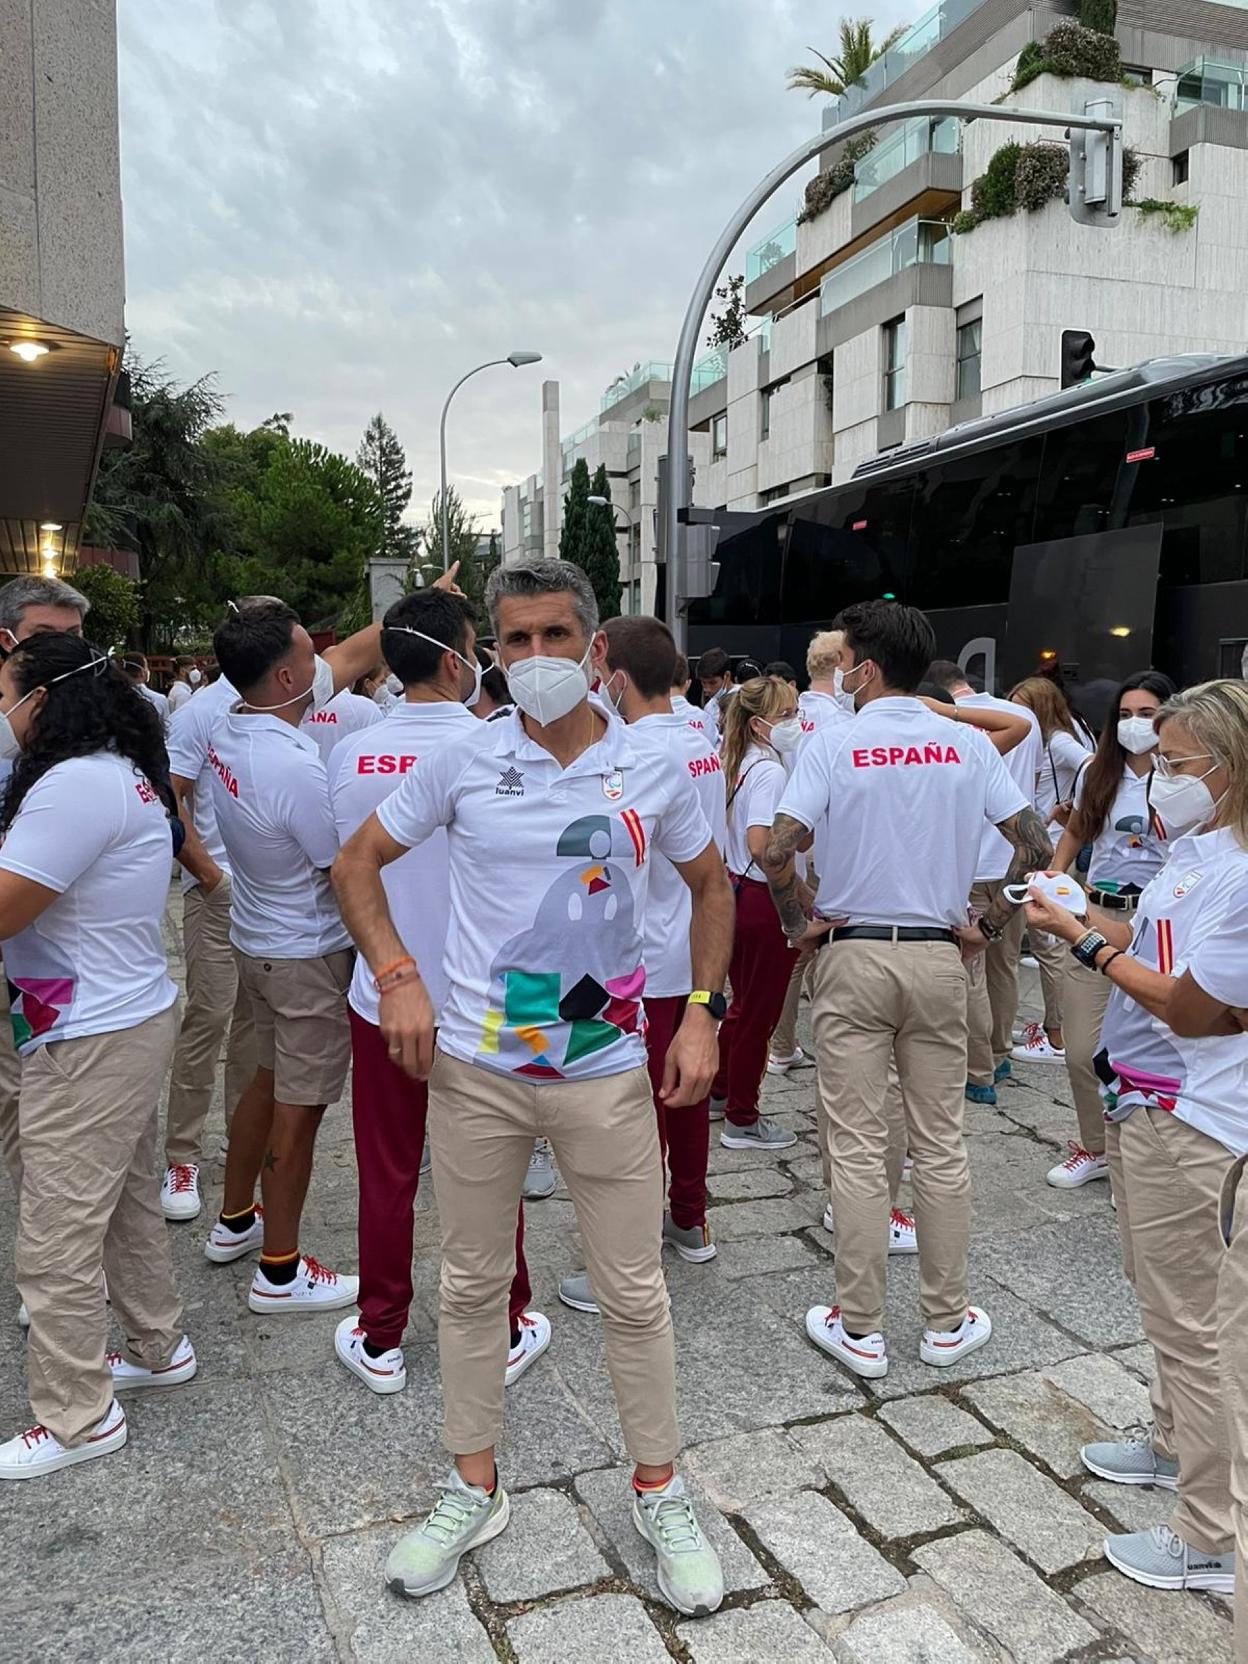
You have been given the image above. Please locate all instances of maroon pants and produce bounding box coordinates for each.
[349,1009,531,1350]
[713,878,795,1126]
[644,994,710,1230]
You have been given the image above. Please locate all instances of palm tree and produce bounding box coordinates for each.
[787,17,909,98]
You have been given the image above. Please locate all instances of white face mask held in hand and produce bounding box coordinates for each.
[1117,715,1158,755]
[507,645,593,726]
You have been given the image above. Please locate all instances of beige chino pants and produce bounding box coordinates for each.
[967,880,1026,1085]
[1217,1156,1248,1656]
[1118,1107,1234,1555]
[812,938,971,1334]
[0,979,22,1191]
[165,875,256,1168]
[1058,955,1111,1155]
[428,1050,677,1466]
[18,1006,183,1445]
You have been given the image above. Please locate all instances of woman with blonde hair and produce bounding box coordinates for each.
[712,676,807,1153]
[1023,677,1248,1598]
[1008,676,1093,1063]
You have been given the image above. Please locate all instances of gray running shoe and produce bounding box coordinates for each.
[662,1214,716,1263]
[523,1138,557,1200]
[719,1115,796,1152]
[1103,1524,1234,1593]
[386,1468,510,1597]
[1081,1428,1179,1491]
[419,1143,432,1178]
[558,1272,599,1314]
[632,1474,725,1616]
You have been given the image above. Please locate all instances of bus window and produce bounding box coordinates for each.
[909,434,1042,610]
[697,513,785,627]
[1033,410,1135,543]
[781,479,914,627]
[1128,382,1248,586]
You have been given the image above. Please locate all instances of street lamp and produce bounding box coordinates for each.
[439,351,543,570]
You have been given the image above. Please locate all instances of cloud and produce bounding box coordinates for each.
[118,0,915,527]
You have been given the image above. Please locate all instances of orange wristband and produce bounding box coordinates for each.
[372,956,416,994]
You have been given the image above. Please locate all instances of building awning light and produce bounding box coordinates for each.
[1109,626,1132,637]
[8,340,50,363]
[39,521,62,532]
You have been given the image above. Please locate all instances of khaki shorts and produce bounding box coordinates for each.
[235,949,354,1107]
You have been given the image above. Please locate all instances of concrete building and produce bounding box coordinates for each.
[0,0,127,579]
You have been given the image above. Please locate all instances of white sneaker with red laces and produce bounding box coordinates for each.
[204,1206,265,1264]
[504,1310,551,1387]
[334,1316,406,1394]
[160,1163,202,1221]
[0,1399,127,1480]
[805,1305,888,1378]
[1047,1144,1109,1189]
[1012,1023,1066,1064]
[821,1205,918,1255]
[920,1305,993,1367]
[248,1255,360,1314]
[108,1334,197,1391]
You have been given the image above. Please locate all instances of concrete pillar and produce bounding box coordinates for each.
[541,380,561,559]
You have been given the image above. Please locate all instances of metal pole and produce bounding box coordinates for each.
[663,97,1121,648]
[439,359,509,570]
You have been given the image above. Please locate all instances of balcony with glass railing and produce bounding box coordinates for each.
[600,361,673,414]
[691,347,730,395]
[819,217,951,317]
[1174,57,1248,114]
[852,116,959,203]
[745,215,798,284]
[821,0,989,129]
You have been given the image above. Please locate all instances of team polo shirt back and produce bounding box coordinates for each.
[302,688,383,767]
[628,710,724,999]
[1101,826,1248,1156]
[725,744,786,879]
[0,753,177,1053]
[376,709,712,1082]
[958,693,1042,883]
[208,711,350,959]
[167,674,238,894]
[1076,764,1167,891]
[329,701,490,1025]
[777,695,1027,929]
[671,694,708,735]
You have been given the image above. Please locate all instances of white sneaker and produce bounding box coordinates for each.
[248,1255,360,1314]
[0,1399,127,1480]
[1047,1143,1109,1189]
[522,1138,557,1200]
[504,1311,551,1386]
[765,1046,811,1076]
[108,1334,197,1390]
[17,1300,28,1328]
[821,1205,917,1255]
[921,1305,992,1367]
[334,1316,406,1394]
[1020,953,1040,970]
[204,1206,264,1264]
[160,1163,202,1221]
[902,1153,913,1178]
[1012,1023,1065,1064]
[805,1305,888,1378]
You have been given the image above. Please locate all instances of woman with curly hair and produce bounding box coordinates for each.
[0,631,195,1482]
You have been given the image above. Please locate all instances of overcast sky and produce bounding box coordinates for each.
[118,0,914,529]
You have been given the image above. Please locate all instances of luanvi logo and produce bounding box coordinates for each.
[495,765,525,798]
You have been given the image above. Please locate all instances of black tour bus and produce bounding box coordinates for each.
[687,353,1248,725]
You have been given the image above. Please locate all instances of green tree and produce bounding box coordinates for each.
[356,412,417,560]
[73,562,140,650]
[706,274,748,353]
[421,487,494,629]
[1079,0,1116,34]
[559,456,592,572]
[584,465,622,622]
[786,17,908,97]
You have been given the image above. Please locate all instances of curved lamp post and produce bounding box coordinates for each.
[440,351,543,569]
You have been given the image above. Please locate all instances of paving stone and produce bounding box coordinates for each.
[684,1426,819,1512]
[936,1449,1104,1573]
[970,1219,1143,1347]
[703,1196,823,1240]
[914,1528,1098,1663]
[1042,1352,1154,1431]
[712,1233,821,1279]
[679,1601,834,1662]
[790,1414,964,1538]
[574,1464,768,1602]
[474,1486,610,1601]
[1112,1342,1156,1381]
[744,1490,906,1614]
[878,1395,996,1459]
[508,1593,670,1662]
[1082,1479,1174,1536]
[833,1601,982,1663]
[1075,1569,1235,1662]
[960,1371,1110,1478]
[708,1167,794,1200]
[319,1528,495,1661]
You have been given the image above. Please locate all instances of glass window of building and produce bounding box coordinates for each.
[956,316,982,401]
[712,411,728,459]
[883,318,907,412]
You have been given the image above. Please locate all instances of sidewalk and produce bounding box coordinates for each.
[0,923,1233,1662]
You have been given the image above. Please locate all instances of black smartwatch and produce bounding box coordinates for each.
[1071,929,1110,969]
[687,990,728,1021]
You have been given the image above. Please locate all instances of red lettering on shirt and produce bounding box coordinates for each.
[851,744,962,768]
[801,719,815,733]
[688,753,722,779]
[308,711,338,725]
[134,778,157,805]
[206,743,240,799]
[357,755,418,775]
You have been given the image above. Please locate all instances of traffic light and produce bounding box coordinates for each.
[1060,330,1097,389]
[1068,96,1123,228]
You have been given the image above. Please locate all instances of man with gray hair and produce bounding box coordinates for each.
[0,575,89,654]
[334,557,734,1617]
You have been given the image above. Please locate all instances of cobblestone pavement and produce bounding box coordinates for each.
[0,910,1235,1662]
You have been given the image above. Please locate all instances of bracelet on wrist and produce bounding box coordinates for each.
[374,958,418,995]
[1098,948,1124,976]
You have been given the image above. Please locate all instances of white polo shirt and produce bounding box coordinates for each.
[725,744,786,879]
[1076,764,1167,892]
[778,695,1027,929]
[0,753,177,1053]
[167,681,194,715]
[376,708,711,1082]
[1037,728,1094,845]
[671,694,707,735]
[139,684,169,729]
[166,674,238,895]
[796,689,852,876]
[1101,825,1248,1156]
[627,710,725,999]
[329,700,489,1025]
[302,688,383,767]
[958,693,1042,883]
[208,711,349,959]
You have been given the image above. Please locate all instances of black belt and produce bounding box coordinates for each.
[1090,889,1140,912]
[827,926,958,945]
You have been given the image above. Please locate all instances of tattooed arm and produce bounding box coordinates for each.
[957,807,1057,957]
[761,814,830,945]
